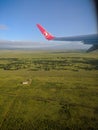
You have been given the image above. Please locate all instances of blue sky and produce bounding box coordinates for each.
[0,0,97,43]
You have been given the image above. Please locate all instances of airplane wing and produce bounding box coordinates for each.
[37,24,98,52]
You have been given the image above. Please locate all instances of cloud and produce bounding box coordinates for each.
[0,24,8,30]
[0,39,90,50]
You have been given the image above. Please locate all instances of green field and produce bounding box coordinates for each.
[0,50,98,130]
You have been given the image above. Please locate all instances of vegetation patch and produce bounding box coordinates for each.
[0,51,98,130]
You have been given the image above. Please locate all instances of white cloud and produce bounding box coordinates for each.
[0,24,8,30]
[0,39,90,50]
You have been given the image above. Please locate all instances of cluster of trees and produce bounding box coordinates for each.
[0,57,98,71]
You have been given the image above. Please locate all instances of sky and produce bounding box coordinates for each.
[0,0,97,49]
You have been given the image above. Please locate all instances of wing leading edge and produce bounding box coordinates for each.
[37,24,98,52]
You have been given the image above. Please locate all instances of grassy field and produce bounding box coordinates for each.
[0,50,98,130]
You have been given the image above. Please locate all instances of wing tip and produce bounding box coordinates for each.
[36,24,54,40]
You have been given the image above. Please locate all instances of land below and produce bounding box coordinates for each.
[0,50,98,130]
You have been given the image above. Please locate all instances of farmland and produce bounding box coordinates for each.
[0,50,98,130]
